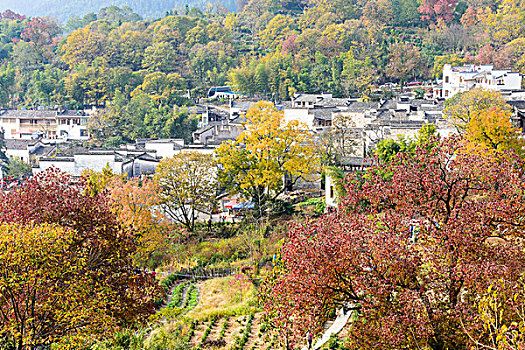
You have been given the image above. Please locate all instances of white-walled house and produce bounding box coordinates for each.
[33,150,160,177]
[283,108,315,129]
[325,171,339,208]
[143,139,185,158]
[0,109,89,140]
[438,64,522,99]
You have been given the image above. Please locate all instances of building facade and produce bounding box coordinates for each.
[437,64,522,99]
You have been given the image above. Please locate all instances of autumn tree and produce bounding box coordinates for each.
[264,136,525,349]
[85,166,170,265]
[418,0,459,24]
[444,88,512,132]
[0,168,162,347]
[259,14,296,50]
[60,22,110,68]
[216,101,319,214]
[0,223,108,349]
[464,280,525,349]
[107,176,170,265]
[465,106,525,158]
[431,53,465,78]
[154,152,217,232]
[386,42,427,82]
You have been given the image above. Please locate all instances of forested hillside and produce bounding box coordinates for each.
[0,0,523,146]
[0,0,237,21]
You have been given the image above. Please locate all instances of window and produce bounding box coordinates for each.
[445,90,449,97]
[445,76,449,83]
[330,185,334,199]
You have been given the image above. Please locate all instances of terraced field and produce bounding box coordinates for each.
[188,313,280,350]
[156,277,351,350]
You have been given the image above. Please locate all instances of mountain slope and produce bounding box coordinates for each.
[0,0,237,22]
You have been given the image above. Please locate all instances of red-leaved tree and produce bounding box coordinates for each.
[0,168,163,348]
[264,136,525,349]
[418,0,459,24]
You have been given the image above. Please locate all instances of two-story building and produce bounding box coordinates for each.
[436,64,523,99]
[0,109,89,140]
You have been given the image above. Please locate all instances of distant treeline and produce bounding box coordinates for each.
[0,0,522,146]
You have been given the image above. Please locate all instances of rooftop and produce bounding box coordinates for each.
[5,139,39,150]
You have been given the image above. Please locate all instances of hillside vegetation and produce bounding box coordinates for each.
[0,0,237,21]
[0,0,523,146]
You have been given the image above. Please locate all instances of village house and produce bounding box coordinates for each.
[33,148,160,178]
[0,109,90,140]
[4,139,55,164]
[434,64,523,99]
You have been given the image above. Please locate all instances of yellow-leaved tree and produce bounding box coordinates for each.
[466,106,525,158]
[0,222,115,349]
[444,89,525,158]
[444,88,512,133]
[215,101,320,215]
[154,152,217,232]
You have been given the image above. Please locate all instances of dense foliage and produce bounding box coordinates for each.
[0,1,237,22]
[0,0,522,145]
[0,168,162,348]
[264,136,525,349]
[216,101,319,214]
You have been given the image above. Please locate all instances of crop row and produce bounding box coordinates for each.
[167,282,188,309]
[230,313,254,350]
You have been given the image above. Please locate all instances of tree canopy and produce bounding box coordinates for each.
[154,152,217,232]
[215,101,319,214]
[0,168,162,348]
[264,136,525,349]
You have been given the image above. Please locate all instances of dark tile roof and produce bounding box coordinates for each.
[379,99,397,109]
[346,102,378,113]
[507,100,525,110]
[277,101,293,109]
[312,107,337,120]
[0,110,57,118]
[39,156,74,162]
[5,139,38,150]
[293,94,318,103]
[231,101,255,111]
[316,98,350,107]
[32,145,55,156]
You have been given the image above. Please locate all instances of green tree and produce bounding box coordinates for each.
[375,123,438,162]
[154,152,217,232]
[6,157,31,179]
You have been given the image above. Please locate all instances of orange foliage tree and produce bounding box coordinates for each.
[84,166,171,265]
[0,168,162,348]
[107,176,170,265]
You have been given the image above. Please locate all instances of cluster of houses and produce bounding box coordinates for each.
[2,64,525,207]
